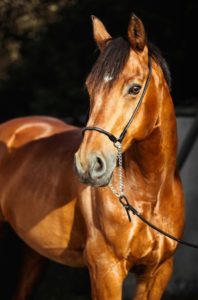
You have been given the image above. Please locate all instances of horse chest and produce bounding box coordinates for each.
[94,200,154,263]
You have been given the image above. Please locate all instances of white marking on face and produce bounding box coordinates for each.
[103,74,114,82]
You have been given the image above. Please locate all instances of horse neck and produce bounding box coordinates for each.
[124,81,177,194]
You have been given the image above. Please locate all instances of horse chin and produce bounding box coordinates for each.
[90,178,111,188]
[79,172,112,188]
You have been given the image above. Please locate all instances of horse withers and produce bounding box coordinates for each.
[0,15,184,300]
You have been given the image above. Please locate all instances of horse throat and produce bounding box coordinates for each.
[123,95,177,198]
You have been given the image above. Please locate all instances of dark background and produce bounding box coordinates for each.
[0,1,198,299]
[0,0,197,124]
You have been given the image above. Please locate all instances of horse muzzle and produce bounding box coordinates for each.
[74,151,116,187]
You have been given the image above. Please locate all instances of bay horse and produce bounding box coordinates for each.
[0,116,71,151]
[0,116,70,300]
[0,15,184,300]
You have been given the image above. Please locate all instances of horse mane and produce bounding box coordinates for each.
[148,42,171,90]
[87,37,171,92]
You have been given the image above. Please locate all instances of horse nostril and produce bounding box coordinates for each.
[95,157,103,172]
[91,156,106,178]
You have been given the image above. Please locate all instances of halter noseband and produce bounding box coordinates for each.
[82,56,152,144]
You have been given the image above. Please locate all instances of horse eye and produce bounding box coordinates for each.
[128,84,141,95]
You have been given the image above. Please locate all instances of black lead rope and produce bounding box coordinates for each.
[82,56,198,249]
[119,195,198,249]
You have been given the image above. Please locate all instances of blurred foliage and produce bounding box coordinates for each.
[0,0,197,123]
[0,0,72,78]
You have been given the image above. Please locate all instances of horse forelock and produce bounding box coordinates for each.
[86,37,171,94]
[86,37,130,92]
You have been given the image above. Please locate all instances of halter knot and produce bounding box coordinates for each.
[119,195,132,222]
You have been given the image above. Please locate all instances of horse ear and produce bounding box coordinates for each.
[128,14,147,52]
[91,15,112,51]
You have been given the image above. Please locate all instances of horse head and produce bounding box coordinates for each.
[75,15,170,187]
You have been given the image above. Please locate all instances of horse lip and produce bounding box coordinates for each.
[75,168,111,188]
[79,172,113,187]
[80,177,109,187]
[90,181,109,187]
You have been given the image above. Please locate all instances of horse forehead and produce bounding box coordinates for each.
[103,73,114,82]
[102,59,145,88]
[125,50,148,71]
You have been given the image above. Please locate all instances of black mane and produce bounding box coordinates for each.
[148,42,171,89]
[87,37,171,92]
